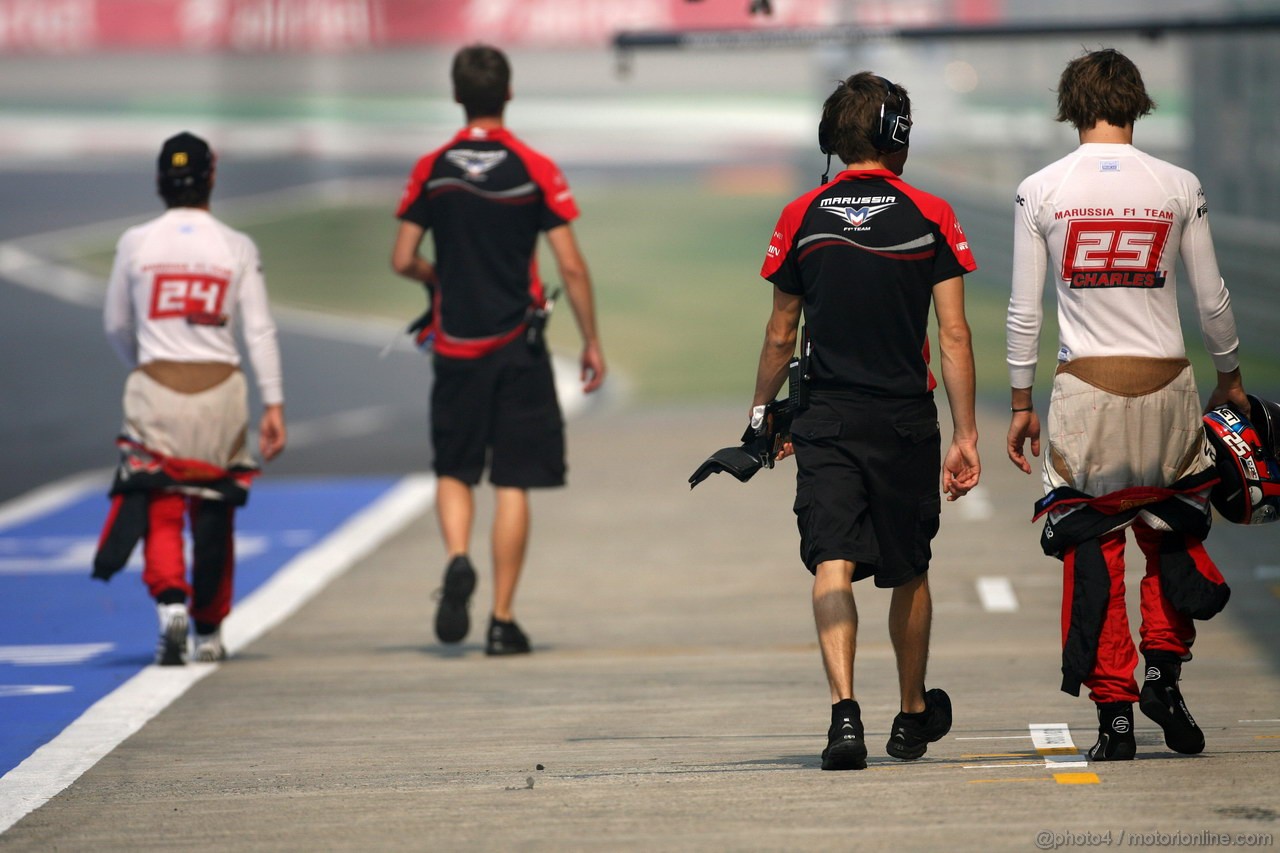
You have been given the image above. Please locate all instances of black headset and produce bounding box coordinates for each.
[817,75,912,158]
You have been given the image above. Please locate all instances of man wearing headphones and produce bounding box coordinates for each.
[1007,49,1245,760]
[755,72,981,770]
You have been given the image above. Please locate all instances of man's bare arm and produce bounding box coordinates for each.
[545,224,605,393]
[752,287,803,411]
[934,276,981,499]
[390,220,437,285]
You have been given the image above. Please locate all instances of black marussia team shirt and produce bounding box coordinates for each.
[761,168,977,398]
[397,126,578,358]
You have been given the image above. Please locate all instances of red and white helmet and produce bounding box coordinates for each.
[1202,395,1280,524]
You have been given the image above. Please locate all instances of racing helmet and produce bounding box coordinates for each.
[1202,395,1280,524]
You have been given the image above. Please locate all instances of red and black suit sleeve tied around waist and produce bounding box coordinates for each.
[1032,471,1231,697]
[92,437,256,582]
[760,169,977,399]
[396,127,579,359]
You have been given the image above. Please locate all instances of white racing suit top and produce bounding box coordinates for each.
[103,206,283,406]
[1007,142,1239,392]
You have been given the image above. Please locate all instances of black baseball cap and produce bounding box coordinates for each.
[157,131,213,190]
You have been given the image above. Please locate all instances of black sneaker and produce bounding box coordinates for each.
[434,555,476,644]
[821,702,867,771]
[1087,702,1136,761]
[1139,656,1204,755]
[886,688,952,760]
[485,617,531,656]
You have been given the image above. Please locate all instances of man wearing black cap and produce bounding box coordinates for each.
[99,131,286,665]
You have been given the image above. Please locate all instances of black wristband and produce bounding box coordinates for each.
[1011,406,1034,413]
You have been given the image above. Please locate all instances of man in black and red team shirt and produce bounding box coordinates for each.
[754,72,981,769]
[392,44,605,655]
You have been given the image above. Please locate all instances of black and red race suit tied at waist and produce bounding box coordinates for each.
[1032,468,1230,696]
[92,437,257,582]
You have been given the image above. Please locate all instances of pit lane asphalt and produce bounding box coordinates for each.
[2,401,1277,851]
[3,157,1278,848]
[3,40,1278,847]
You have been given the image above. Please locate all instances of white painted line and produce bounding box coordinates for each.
[1044,754,1089,768]
[0,243,103,307]
[0,534,269,576]
[956,484,993,521]
[0,470,109,533]
[0,686,73,698]
[976,576,1019,613]
[288,405,400,449]
[10,178,396,257]
[1029,723,1074,751]
[961,726,1088,771]
[0,660,221,835]
[220,474,435,658]
[1029,722,1087,769]
[1239,719,1280,723]
[0,644,114,666]
[0,473,435,835]
[1254,565,1280,580]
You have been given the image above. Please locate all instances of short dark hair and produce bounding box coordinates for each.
[1055,48,1156,131]
[157,131,214,208]
[819,72,911,166]
[452,44,510,120]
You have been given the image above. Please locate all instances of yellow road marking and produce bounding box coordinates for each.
[1054,772,1101,785]
[968,777,1052,784]
[1036,746,1080,756]
[961,753,1038,759]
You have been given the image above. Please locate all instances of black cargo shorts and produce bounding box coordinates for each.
[791,392,942,587]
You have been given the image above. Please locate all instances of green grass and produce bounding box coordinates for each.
[71,177,1280,405]
[541,180,786,401]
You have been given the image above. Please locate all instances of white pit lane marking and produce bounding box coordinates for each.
[976,576,1018,612]
[0,644,114,666]
[1030,722,1087,769]
[0,686,74,698]
[956,485,993,520]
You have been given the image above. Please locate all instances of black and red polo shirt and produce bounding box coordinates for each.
[761,168,977,397]
[397,126,578,358]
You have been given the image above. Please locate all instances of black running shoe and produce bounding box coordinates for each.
[886,688,952,760]
[434,555,476,644]
[821,704,867,771]
[1087,702,1136,761]
[485,617,531,656]
[1139,657,1204,755]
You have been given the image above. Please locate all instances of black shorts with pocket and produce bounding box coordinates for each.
[431,340,565,488]
[790,391,942,587]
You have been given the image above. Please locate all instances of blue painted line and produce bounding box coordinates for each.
[0,476,404,778]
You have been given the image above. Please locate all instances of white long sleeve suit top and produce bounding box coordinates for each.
[103,207,283,405]
[1007,142,1239,390]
